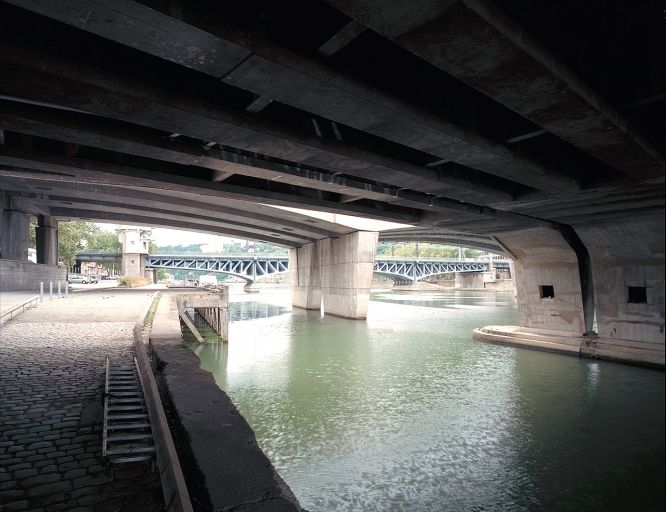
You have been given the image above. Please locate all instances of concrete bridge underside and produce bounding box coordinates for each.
[0,0,663,365]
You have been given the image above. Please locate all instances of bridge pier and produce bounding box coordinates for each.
[35,215,58,266]
[576,214,665,366]
[477,221,664,367]
[494,227,586,336]
[290,231,378,319]
[0,192,29,261]
[0,193,65,291]
[454,272,494,289]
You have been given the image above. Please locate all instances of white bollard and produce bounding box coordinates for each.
[65,281,69,298]
[40,282,44,303]
[49,282,53,301]
[57,281,62,298]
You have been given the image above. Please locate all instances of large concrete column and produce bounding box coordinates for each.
[494,227,585,336]
[318,231,378,319]
[575,214,665,366]
[35,215,58,265]
[290,231,378,319]
[290,242,321,310]
[0,206,29,261]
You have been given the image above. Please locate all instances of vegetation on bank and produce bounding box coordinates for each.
[376,242,482,259]
[118,275,152,288]
[29,219,122,268]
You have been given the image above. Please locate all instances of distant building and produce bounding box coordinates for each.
[80,261,105,277]
[199,274,218,286]
[118,227,152,277]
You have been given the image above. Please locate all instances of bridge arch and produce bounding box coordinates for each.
[146,255,290,286]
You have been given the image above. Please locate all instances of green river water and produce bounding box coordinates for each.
[188,288,664,512]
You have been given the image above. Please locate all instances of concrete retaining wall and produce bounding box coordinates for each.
[150,293,303,511]
[0,259,67,292]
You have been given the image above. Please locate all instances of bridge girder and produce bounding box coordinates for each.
[0,0,662,246]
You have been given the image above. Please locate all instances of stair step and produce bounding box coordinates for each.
[106,446,155,456]
[108,414,148,420]
[107,423,151,431]
[108,405,146,412]
[110,455,153,464]
[107,433,153,442]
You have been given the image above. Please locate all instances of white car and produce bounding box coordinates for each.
[67,274,99,284]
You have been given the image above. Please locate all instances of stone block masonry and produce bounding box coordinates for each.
[0,290,165,511]
[149,292,304,511]
[0,260,66,292]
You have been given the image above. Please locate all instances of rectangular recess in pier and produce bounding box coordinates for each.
[539,285,555,299]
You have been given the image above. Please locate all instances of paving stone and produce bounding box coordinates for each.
[13,469,39,479]
[0,292,165,511]
[22,473,61,486]
[2,500,29,511]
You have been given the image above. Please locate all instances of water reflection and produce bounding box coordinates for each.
[190,288,665,511]
[372,289,517,309]
[229,301,290,321]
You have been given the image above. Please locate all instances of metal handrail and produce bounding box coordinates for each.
[0,295,39,325]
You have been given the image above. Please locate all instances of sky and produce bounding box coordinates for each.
[97,223,237,246]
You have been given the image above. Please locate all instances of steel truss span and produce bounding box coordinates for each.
[146,255,508,284]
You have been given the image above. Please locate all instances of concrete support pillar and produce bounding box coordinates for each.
[494,227,585,336]
[35,215,58,266]
[290,231,378,319]
[0,208,29,261]
[575,214,665,366]
[454,272,485,288]
[290,243,321,310]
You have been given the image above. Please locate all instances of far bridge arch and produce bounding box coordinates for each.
[147,255,290,285]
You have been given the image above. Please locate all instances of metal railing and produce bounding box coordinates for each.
[0,295,39,325]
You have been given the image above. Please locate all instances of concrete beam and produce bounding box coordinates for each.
[0,47,519,205]
[0,176,353,240]
[1,4,579,193]
[3,0,252,78]
[318,20,366,57]
[0,146,422,224]
[48,206,296,248]
[325,0,664,180]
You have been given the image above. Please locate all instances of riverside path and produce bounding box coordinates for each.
[0,289,164,512]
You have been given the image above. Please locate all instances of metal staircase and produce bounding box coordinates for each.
[102,357,155,463]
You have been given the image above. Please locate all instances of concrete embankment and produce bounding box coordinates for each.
[473,325,665,369]
[149,291,304,511]
[473,326,582,356]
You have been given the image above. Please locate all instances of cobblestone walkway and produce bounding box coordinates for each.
[0,290,165,512]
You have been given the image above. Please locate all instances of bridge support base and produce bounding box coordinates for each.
[495,227,586,336]
[576,215,664,367]
[290,231,378,319]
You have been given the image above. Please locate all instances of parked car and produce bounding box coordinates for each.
[67,274,99,284]
[101,275,117,280]
[67,273,90,284]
